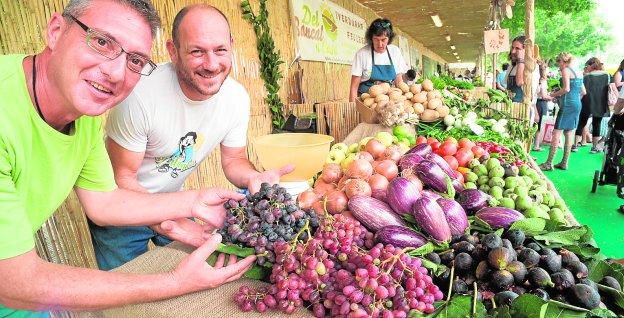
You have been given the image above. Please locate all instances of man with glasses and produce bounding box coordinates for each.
[0,0,256,315]
[92,4,293,271]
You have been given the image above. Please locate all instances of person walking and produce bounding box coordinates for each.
[613,59,624,91]
[574,57,610,153]
[539,52,586,170]
[533,61,553,151]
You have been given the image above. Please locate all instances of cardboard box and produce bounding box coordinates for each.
[355,98,379,124]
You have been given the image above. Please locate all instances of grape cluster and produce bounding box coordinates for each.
[233,214,443,317]
[219,183,319,266]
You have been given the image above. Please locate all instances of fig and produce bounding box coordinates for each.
[601,276,621,291]
[472,244,488,260]
[482,233,502,250]
[454,252,473,272]
[503,229,525,248]
[539,248,557,258]
[476,260,492,280]
[507,260,527,284]
[540,254,562,274]
[559,248,580,268]
[511,285,526,295]
[568,283,600,309]
[526,242,541,252]
[518,248,540,268]
[551,269,575,291]
[460,233,479,245]
[452,278,469,294]
[440,250,455,264]
[452,241,475,254]
[579,278,599,293]
[567,260,588,279]
[491,270,515,291]
[488,247,514,270]
[494,291,519,306]
[501,238,514,251]
[528,267,554,288]
[425,252,441,264]
[531,288,550,301]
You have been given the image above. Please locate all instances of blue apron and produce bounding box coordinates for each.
[358,48,397,95]
[507,64,524,103]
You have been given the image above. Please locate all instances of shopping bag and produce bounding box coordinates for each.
[608,83,618,106]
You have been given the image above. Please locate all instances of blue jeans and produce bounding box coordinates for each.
[88,219,172,271]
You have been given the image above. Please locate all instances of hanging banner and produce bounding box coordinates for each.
[483,29,510,54]
[290,0,366,64]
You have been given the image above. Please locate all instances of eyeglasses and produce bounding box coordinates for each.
[374,21,391,29]
[66,14,156,76]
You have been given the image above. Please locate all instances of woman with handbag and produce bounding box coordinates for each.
[576,57,611,153]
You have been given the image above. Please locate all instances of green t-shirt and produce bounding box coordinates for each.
[0,54,117,316]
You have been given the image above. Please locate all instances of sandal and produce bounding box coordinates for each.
[532,147,542,152]
[539,162,553,171]
[554,162,568,170]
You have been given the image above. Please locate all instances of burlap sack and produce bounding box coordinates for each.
[75,242,314,318]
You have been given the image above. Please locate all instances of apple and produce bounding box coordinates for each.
[375,131,394,147]
[348,143,360,153]
[359,137,374,150]
[331,142,348,154]
[326,149,346,164]
[341,153,357,170]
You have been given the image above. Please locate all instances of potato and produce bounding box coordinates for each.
[404,99,413,107]
[398,82,410,93]
[369,85,383,97]
[422,101,428,109]
[421,109,440,121]
[412,92,427,104]
[375,94,390,103]
[405,105,415,114]
[427,91,438,101]
[360,93,370,100]
[428,98,442,110]
[381,82,391,94]
[389,90,403,101]
[370,102,378,110]
[410,84,422,94]
[396,95,407,102]
[422,79,434,92]
[434,90,443,99]
[363,97,375,107]
[377,100,389,108]
[404,92,414,100]
[436,105,450,117]
[413,103,425,114]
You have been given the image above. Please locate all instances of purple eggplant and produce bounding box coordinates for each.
[407,143,432,157]
[374,225,428,249]
[348,195,408,231]
[426,152,457,179]
[421,190,442,201]
[411,196,452,242]
[457,189,491,213]
[437,198,469,236]
[452,178,465,193]
[386,177,422,216]
[398,153,425,171]
[475,207,525,229]
[414,160,449,193]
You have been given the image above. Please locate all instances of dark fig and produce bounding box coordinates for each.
[454,252,473,272]
[567,261,588,279]
[452,241,475,254]
[503,229,526,248]
[482,233,502,250]
[539,248,557,258]
[568,283,601,309]
[601,276,621,291]
[540,254,562,274]
[488,247,514,270]
[439,250,455,264]
[528,267,554,288]
[425,252,441,264]
[551,269,575,291]
[526,242,542,252]
[475,260,491,280]
[518,248,540,268]
[511,285,526,295]
[472,244,488,260]
[579,278,599,293]
[551,293,567,303]
[559,248,580,268]
[531,288,550,301]
[507,261,527,284]
[501,238,514,251]
[491,270,515,291]
[452,278,470,294]
[461,233,479,245]
[464,273,477,286]
[494,291,519,306]
[434,267,452,287]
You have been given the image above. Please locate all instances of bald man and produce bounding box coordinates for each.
[90,4,292,270]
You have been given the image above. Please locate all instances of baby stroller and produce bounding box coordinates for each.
[591,115,624,203]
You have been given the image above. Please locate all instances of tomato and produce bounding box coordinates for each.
[430,141,441,152]
[471,146,486,158]
[438,141,458,156]
[416,136,428,145]
[458,138,475,150]
[457,167,471,176]
[427,137,439,145]
[445,137,458,144]
[443,155,459,170]
[455,171,465,184]
[455,148,474,167]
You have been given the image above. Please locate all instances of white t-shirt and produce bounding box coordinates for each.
[351,44,408,82]
[105,63,250,193]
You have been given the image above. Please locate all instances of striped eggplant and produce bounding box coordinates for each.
[374,225,428,249]
[475,207,525,229]
[437,198,469,236]
[414,160,449,193]
[386,177,422,216]
[456,189,491,213]
[411,196,452,242]
[348,195,408,231]
[398,153,425,171]
[426,152,457,179]
[406,143,432,157]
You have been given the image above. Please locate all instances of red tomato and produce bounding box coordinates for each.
[471,146,486,158]
[445,137,458,144]
[458,138,475,149]
[427,137,439,144]
[443,155,459,170]
[430,141,441,152]
[455,148,474,167]
[438,141,458,156]
[416,136,428,145]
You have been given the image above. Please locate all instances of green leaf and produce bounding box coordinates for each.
[216,243,256,257]
[533,226,592,246]
[543,300,588,317]
[430,295,486,318]
[508,294,548,318]
[419,257,447,277]
[494,228,504,237]
[509,218,547,236]
[587,308,618,318]
[243,264,271,280]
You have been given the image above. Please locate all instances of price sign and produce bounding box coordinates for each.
[484,29,510,54]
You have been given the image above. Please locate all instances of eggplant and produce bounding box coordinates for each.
[426,152,457,179]
[457,189,491,213]
[386,177,422,216]
[374,225,428,249]
[437,198,469,236]
[398,153,425,171]
[348,195,408,231]
[475,207,525,229]
[451,177,465,193]
[411,196,452,242]
[421,190,442,201]
[414,160,449,193]
[407,143,432,157]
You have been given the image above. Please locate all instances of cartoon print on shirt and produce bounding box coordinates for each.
[155,132,200,178]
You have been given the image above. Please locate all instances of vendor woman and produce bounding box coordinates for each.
[349,18,409,102]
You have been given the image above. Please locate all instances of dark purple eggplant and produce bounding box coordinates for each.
[411,196,452,242]
[437,198,469,236]
[475,207,525,229]
[386,177,422,216]
[457,189,491,213]
[374,225,428,248]
[414,160,449,193]
[348,195,408,231]
[398,153,425,171]
[426,152,457,179]
[407,143,432,157]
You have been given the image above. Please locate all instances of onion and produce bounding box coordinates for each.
[365,139,386,159]
[344,179,372,198]
[314,179,336,196]
[374,159,399,181]
[357,151,375,164]
[321,163,343,184]
[337,175,350,190]
[324,190,348,214]
[341,210,359,223]
[386,177,422,216]
[345,159,374,180]
[297,190,318,209]
[382,146,402,162]
[311,200,325,216]
[368,173,389,192]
